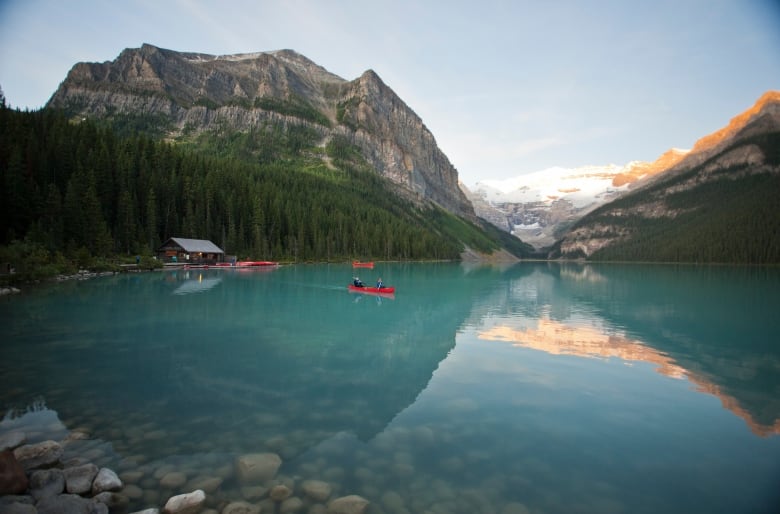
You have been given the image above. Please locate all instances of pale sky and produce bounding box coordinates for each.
[1,0,778,186]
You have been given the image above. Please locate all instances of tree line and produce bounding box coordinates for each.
[587,173,780,264]
[1,101,508,276]
[546,131,780,264]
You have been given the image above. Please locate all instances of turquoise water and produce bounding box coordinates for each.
[1,262,779,513]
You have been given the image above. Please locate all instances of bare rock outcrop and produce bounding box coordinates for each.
[47,44,477,221]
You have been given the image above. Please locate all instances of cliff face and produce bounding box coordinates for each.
[335,70,474,217]
[47,44,476,221]
[50,45,345,117]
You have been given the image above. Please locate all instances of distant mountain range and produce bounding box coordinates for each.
[462,153,688,249]
[42,43,780,263]
[461,150,689,249]
[464,91,780,262]
[553,90,780,263]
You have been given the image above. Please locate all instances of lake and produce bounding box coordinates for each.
[1,262,779,514]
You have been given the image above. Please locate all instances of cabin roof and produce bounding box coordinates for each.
[159,237,224,254]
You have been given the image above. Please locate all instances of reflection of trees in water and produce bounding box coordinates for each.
[8,266,477,460]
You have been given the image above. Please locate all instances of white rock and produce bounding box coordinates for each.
[92,467,123,494]
[162,489,206,514]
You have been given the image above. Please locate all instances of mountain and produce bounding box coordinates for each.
[46,44,476,222]
[462,151,688,249]
[551,90,780,263]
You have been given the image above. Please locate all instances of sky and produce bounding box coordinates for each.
[1,0,778,186]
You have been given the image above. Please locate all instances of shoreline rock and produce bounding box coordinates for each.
[1,431,369,514]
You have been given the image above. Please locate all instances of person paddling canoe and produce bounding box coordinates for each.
[353,276,365,287]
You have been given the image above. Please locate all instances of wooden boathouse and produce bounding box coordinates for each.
[157,237,225,265]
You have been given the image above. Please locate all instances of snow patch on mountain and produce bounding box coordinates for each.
[463,162,660,250]
[473,164,633,209]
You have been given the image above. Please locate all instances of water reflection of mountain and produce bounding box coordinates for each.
[153,264,511,444]
[474,263,780,437]
[0,265,506,459]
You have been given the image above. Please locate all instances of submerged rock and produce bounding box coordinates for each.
[93,491,130,511]
[221,501,260,514]
[1,501,38,514]
[185,475,222,493]
[64,463,99,495]
[29,468,65,500]
[280,496,305,513]
[13,440,63,471]
[36,493,108,514]
[301,479,331,502]
[159,471,187,489]
[235,452,282,483]
[0,432,26,452]
[327,494,370,514]
[270,483,292,501]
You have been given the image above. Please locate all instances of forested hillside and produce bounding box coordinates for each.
[550,132,780,264]
[0,102,530,277]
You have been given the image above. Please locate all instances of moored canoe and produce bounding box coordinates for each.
[237,261,279,267]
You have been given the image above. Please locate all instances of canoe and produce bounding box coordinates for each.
[348,284,395,294]
[237,261,278,267]
[352,261,374,268]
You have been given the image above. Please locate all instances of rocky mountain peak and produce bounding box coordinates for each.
[679,90,780,165]
[611,147,689,187]
[693,91,780,151]
[469,91,779,252]
[552,90,780,261]
[47,44,476,221]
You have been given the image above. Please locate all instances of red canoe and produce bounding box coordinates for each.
[348,284,395,295]
[237,261,278,267]
[352,261,374,268]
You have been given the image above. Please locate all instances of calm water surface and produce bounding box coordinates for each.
[1,262,779,513]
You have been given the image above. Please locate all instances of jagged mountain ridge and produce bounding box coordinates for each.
[632,90,780,189]
[47,43,476,221]
[552,90,780,262]
[462,148,689,249]
[462,164,630,249]
[464,92,779,256]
